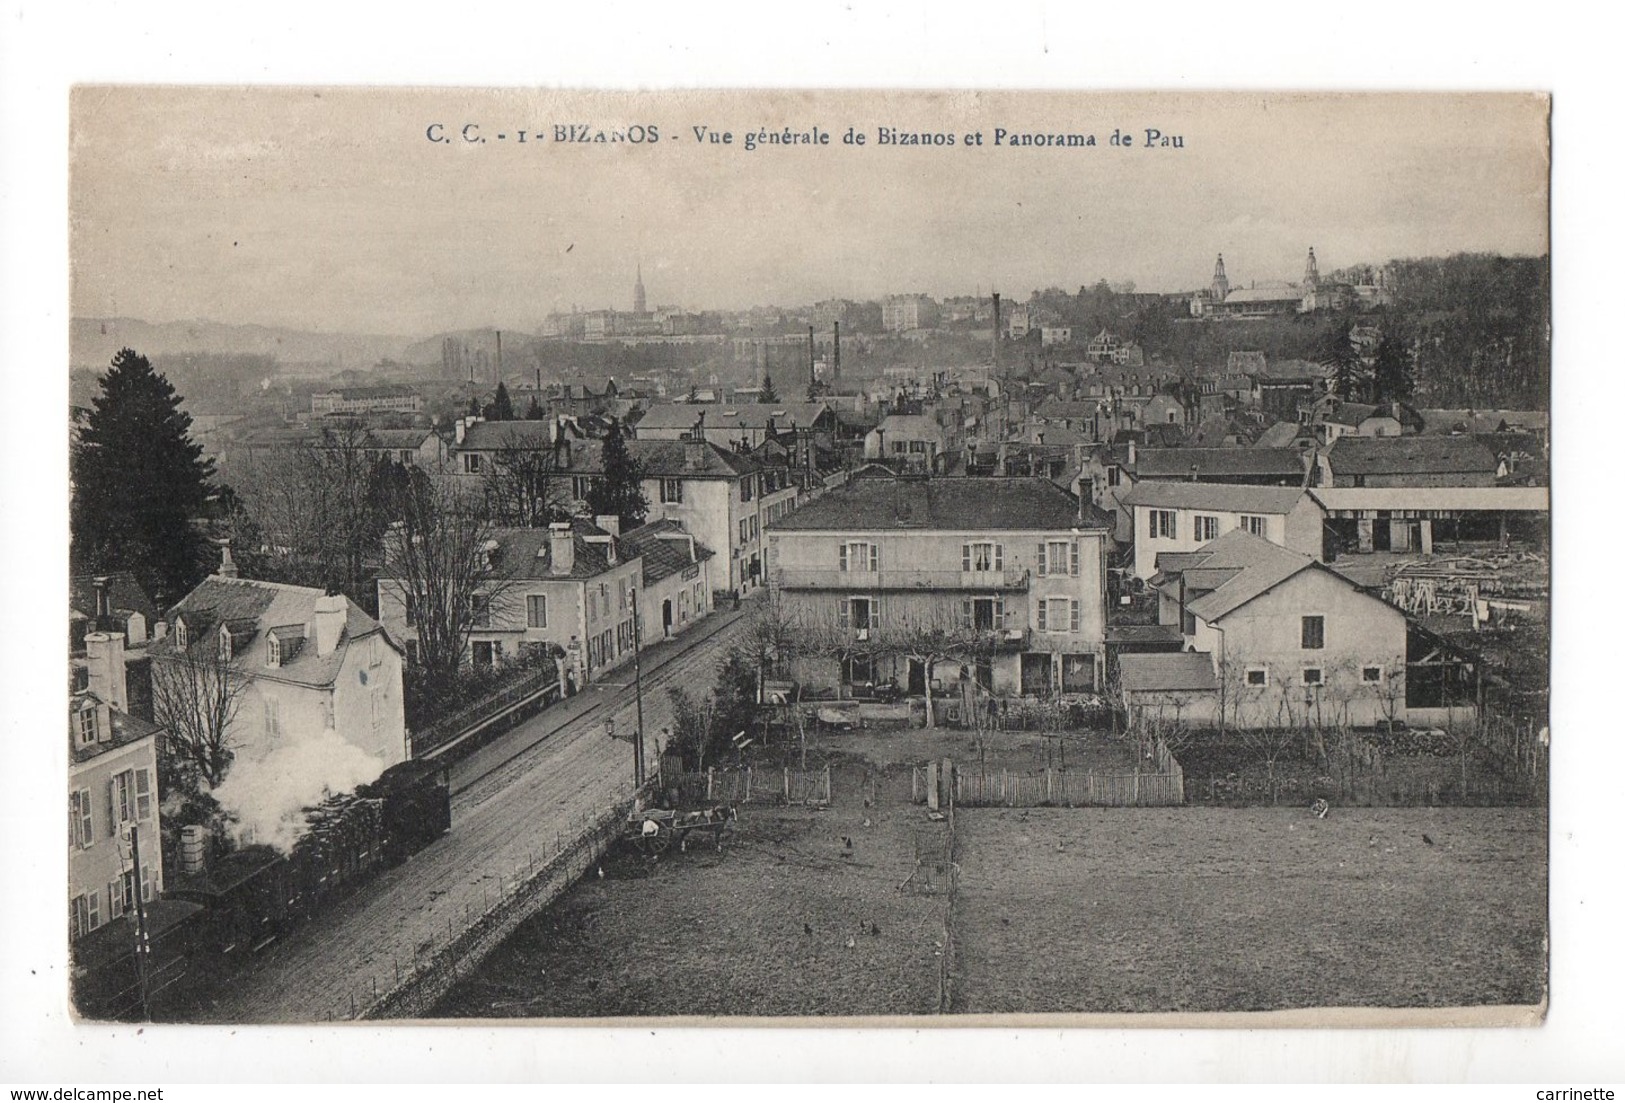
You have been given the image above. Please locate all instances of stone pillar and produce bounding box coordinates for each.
[1420,519,1434,555]
[1357,517,1374,553]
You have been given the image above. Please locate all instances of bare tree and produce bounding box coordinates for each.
[872,602,984,727]
[378,471,515,692]
[667,684,718,773]
[224,422,399,601]
[480,426,564,527]
[149,640,247,789]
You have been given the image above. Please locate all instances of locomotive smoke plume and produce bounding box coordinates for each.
[211,726,388,854]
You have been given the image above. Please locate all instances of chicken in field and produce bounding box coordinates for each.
[869,922,881,937]
[1423,833,1436,846]
[596,865,605,880]
[842,836,853,849]
[804,923,813,935]
[846,936,856,949]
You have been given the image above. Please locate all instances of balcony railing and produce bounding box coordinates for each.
[772,567,1032,592]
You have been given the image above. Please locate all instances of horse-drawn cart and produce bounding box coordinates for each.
[622,804,736,857]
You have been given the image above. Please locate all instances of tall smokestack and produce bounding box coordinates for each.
[991,292,1002,371]
[833,321,841,379]
[808,325,816,391]
[496,330,503,387]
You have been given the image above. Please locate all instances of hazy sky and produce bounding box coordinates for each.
[70,88,1549,337]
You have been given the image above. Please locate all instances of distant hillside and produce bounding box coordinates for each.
[70,317,419,372]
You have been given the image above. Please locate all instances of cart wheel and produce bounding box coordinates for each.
[649,830,672,856]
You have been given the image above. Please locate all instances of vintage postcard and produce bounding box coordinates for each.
[65,88,1549,1026]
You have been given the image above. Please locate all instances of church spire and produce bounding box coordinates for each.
[633,264,647,315]
[1211,254,1230,302]
[1303,246,1320,288]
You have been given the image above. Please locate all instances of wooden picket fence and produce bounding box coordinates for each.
[667,765,832,807]
[913,738,1185,808]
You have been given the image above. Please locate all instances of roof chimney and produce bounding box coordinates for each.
[549,521,575,577]
[84,629,127,713]
[311,593,347,658]
[219,542,239,578]
[91,575,111,631]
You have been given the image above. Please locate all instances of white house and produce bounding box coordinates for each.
[155,568,408,775]
[1119,530,1409,730]
[1120,482,1324,579]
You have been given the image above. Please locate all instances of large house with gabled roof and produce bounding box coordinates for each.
[153,562,407,774]
[1118,529,1409,729]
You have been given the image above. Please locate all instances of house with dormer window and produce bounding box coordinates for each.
[69,623,201,1017]
[152,552,407,779]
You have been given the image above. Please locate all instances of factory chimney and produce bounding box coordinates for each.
[495,330,503,387]
[991,292,1002,371]
[807,325,816,390]
[833,321,841,379]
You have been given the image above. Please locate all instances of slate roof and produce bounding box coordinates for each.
[456,431,768,480]
[458,420,558,451]
[637,402,832,432]
[1120,483,1309,515]
[1132,447,1304,480]
[154,577,390,688]
[481,519,630,582]
[70,571,160,627]
[1154,529,1348,624]
[1416,408,1550,436]
[69,691,163,765]
[618,519,717,587]
[769,474,1104,532]
[1254,421,1310,448]
[1117,652,1218,694]
[1324,435,1499,475]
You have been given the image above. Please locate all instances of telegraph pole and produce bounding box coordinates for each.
[128,823,152,1020]
[631,586,647,786]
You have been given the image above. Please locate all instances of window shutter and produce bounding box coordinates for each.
[136,769,152,820]
[1070,543,1080,576]
[961,544,971,572]
[840,544,849,571]
[1070,600,1082,632]
[869,544,879,572]
[87,890,99,929]
[960,599,972,629]
[1037,543,1047,576]
[1170,513,1177,540]
[994,544,1004,571]
[108,780,118,838]
[1037,601,1048,631]
[838,600,850,629]
[108,881,123,919]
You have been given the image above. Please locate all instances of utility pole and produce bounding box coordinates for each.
[128,823,152,1021]
[632,586,646,786]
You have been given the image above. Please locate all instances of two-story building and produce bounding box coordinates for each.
[1121,482,1325,579]
[1118,530,1409,730]
[618,519,718,642]
[154,563,407,777]
[450,422,797,597]
[70,628,199,1018]
[377,518,643,689]
[633,402,838,452]
[768,473,1111,699]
